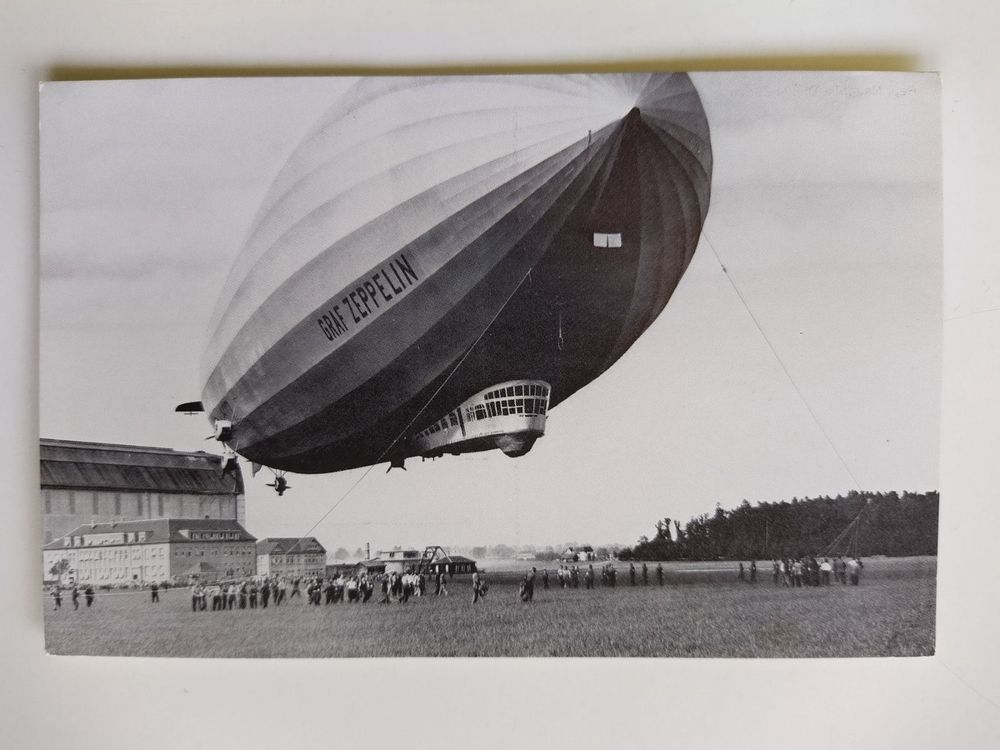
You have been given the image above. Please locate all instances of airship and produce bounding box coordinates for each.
[187,73,713,476]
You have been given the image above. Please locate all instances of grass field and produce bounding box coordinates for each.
[43,557,935,658]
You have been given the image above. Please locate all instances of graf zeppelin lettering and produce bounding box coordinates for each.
[316,252,420,342]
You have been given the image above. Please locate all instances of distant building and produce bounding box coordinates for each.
[352,559,386,576]
[256,537,326,579]
[563,545,596,562]
[427,554,477,575]
[42,518,256,585]
[40,438,245,546]
[377,548,424,575]
[325,563,356,578]
[369,547,477,575]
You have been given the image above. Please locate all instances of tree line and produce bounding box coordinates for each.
[617,490,939,562]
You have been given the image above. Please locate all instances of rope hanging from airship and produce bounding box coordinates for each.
[287,261,542,547]
[701,231,863,493]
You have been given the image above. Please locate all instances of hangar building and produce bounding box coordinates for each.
[40,438,245,546]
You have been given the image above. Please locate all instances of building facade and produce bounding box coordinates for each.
[40,439,246,545]
[256,538,327,579]
[42,518,257,585]
[372,548,477,575]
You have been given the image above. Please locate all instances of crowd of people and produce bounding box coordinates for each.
[737,557,865,586]
[184,568,468,611]
[49,556,867,614]
[518,561,667,600]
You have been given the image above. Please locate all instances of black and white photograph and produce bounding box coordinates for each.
[39,70,941,658]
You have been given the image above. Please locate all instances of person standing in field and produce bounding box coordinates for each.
[51,585,62,610]
[738,562,745,582]
[642,562,649,585]
[772,560,780,585]
[472,570,482,603]
[657,563,664,586]
[261,580,271,608]
[820,559,832,585]
[527,568,536,601]
[150,581,159,604]
[71,585,80,610]
[84,584,95,608]
[792,560,803,588]
[542,568,549,589]
[847,557,863,585]
[750,560,757,583]
[585,564,595,589]
[629,562,637,586]
[809,557,821,586]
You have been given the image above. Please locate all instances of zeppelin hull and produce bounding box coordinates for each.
[201,74,712,473]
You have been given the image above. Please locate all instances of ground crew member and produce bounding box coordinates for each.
[71,585,80,610]
[51,585,62,610]
[150,581,159,603]
[629,562,636,586]
[847,557,863,585]
[657,563,664,586]
[472,570,485,603]
[84,584,95,607]
[642,562,648,585]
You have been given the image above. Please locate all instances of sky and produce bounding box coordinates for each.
[39,72,941,553]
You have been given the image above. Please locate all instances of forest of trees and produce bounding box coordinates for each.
[617,490,939,562]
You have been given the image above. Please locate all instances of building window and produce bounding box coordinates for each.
[68,491,76,515]
[92,493,99,515]
[44,491,51,514]
[114,494,121,516]
[157,495,164,516]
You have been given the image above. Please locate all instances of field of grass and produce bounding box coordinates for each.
[43,557,935,658]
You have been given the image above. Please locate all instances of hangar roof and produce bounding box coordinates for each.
[40,438,244,496]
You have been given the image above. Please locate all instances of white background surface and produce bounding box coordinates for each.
[2,2,999,748]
